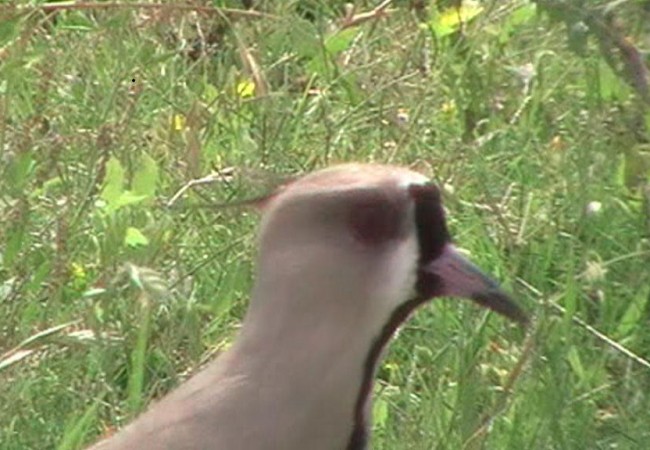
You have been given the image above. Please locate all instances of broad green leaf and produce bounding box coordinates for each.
[202,83,220,104]
[599,59,629,101]
[237,129,259,156]
[56,400,100,450]
[128,292,152,415]
[57,11,95,32]
[615,153,626,188]
[620,145,650,190]
[3,226,25,268]
[306,54,330,77]
[30,176,63,198]
[26,259,52,293]
[566,346,586,384]
[562,253,578,321]
[306,28,359,79]
[373,392,389,430]
[507,3,536,28]
[124,227,150,247]
[0,277,15,302]
[115,191,149,209]
[340,72,363,106]
[324,27,359,55]
[290,18,321,59]
[500,3,537,43]
[100,157,125,210]
[304,27,359,79]
[132,153,159,199]
[6,151,35,192]
[0,15,20,46]
[429,2,484,38]
[616,286,649,338]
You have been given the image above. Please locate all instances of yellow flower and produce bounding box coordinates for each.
[171,114,186,131]
[236,79,255,98]
[71,262,86,280]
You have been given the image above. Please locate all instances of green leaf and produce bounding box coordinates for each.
[290,18,321,59]
[306,54,330,77]
[127,292,152,416]
[56,400,100,450]
[615,153,626,188]
[500,3,537,43]
[42,175,63,192]
[30,176,63,199]
[324,27,359,56]
[508,3,536,28]
[6,151,35,192]
[132,153,159,200]
[3,226,25,268]
[302,26,359,79]
[116,191,149,209]
[202,83,220,104]
[599,59,629,101]
[566,346,586,384]
[100,157,125,212]
[57,11,95,32]
[26,259,52,293]
[0,15,20,47]
[616,286,649,338]
[372,387,390,430]
[124,227,150,247]
[429,2,484,38]
[340,72,363,106]
[622,145,650,190]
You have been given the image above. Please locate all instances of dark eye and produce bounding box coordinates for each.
[408,183,450,264]
[348,192,402,246]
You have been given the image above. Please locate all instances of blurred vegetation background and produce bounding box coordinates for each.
[1,0,649,449]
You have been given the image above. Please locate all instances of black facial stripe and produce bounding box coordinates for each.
[409,183,450,264]
[347,297,422,450]
[347,183,451,449]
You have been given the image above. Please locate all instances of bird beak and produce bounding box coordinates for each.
[421,244,528,326]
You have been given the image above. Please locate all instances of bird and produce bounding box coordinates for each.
[88,163,527,450]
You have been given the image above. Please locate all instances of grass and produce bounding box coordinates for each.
[1,1,649,449]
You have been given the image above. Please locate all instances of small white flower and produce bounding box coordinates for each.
[586,201,602,216]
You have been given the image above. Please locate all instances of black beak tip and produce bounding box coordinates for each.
[472,290,530,328]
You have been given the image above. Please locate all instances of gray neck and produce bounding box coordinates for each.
[230,266,383,449]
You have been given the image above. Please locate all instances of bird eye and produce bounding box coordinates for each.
[408,184,450,264]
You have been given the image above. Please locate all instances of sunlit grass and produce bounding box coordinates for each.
[1,2,649,449]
